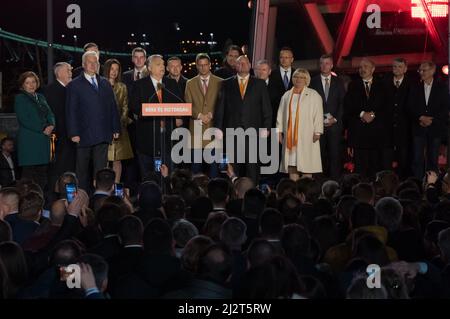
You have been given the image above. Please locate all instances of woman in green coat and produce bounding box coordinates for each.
[14,71,55,190]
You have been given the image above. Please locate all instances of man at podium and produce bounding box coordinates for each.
[130,54,184,181]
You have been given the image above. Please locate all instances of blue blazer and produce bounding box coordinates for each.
[66,74,121,147]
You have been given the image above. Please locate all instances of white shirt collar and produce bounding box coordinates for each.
[265,79,269,85]
[280,66,292,74]
[200,74,211,81]
[150,76,162,90]
[237,74,250,82]
[321,74,331,81]
[363,78,373,84]
[393,76,404,85]
[424,79,433,87]
[57,79,67,87]
[84,73,97,83]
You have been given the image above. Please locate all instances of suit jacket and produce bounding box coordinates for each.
[310,74,346,128]
[265,79,281,128]
[0,153,16,187]
[166,75,188,98]
[344,78,387,148]
[43,81,77,174]
[214,76,272,133]
[268,67,294,123]
[66,74,121,147]
[130,77,183,155]
[383,75,412,146]
[185,74,223,148]
[408,79,449,138]
[5,213,40,245]
[215,64,236,80]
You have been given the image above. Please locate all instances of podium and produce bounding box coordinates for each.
[141,103,192,181]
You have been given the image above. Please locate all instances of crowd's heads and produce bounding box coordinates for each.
[350,202,377,230]
[255,59,272,81]
[292,68,311,87]
[297,177,320,204]
[375,197,403,233]
[438,227,450,263]
[0,188,20,218]
[278,193,301,224]
[163,195,186,221]
[242,188,266,217]
[94,168,115,192]
[346,275,387,299]
[203,212,229,242]
[0,241,28,298]
[82,51,100,75]
[319,54,333,75]
[49,240,83,267]
[96,204,125,236]
[78,254,109,293]
[246,239,276,269]
[234,177,255,200]
[281,224,311,259]
[50,200,67,226]
[143,218,174,255]
[418,60,436,82]
[118,215,144,246]
[352,183,375,205]
[181,235,214,273]
[207,178,230,207]
[219,217,247,250]
[321,180,340,202]
[235,55,251,76]
[172,219,199,249]
[197,243,232,285]
[259,208,283,239]
[392,57,408,77]
[0,137,14,155]
[19,191,44,222]
[276,178,297,198]
[138,181,162,210]
[146,54,165,80]
[56,172,78,196]
[359,58,376,80]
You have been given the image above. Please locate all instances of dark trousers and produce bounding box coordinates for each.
[320,125,343,180]
[22,165,48,191]
[225,134,260,184]
[382,146,411,179]
[353,148,382,180]
[76,143,108,191]
[412,135,441,179]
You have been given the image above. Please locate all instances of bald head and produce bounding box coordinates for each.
[51,200,67,226]
[236,55,251,76]
[0,188,20,219]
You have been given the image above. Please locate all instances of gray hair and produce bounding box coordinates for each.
[220,217,247,248]
[172,219,199,248]
[375,197,403,232]
[321,180,340,201]
[146,54,164,67]
[82,50,99,66]
[255,59,271,68]
[53,62,71,77]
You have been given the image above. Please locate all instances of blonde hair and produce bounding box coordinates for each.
[292,68,311,86]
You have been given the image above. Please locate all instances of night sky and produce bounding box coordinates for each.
[0,0,253,54]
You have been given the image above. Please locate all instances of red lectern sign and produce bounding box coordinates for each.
[142,103,192,116]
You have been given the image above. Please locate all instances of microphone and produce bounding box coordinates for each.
[159,82,184,103]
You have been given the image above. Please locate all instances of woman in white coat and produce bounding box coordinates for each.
[276,68,323,180]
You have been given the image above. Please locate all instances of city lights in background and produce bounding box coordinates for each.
[411,0,448,18]
[442,65,449,75]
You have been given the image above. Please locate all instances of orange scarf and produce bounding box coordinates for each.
[287,91,301,150]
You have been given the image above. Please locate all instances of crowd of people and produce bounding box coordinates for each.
[0,42,449,299]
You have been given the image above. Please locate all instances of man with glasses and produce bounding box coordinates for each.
[408,61,449,179]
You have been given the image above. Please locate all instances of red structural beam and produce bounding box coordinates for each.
[333,0,367,67]
[303,2,335,54]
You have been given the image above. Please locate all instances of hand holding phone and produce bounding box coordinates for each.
[154,157,162,172]
[219,156,229,173]
[114,183,124,198]
[65,183,77,203]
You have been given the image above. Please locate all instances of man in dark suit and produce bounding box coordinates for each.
[122,47,148,194]
[43,62,76,192]
[166,56,189,131]
[0,137,17,188]
[408,61,449,179]
[383,58,412,179]
[130,54,184,181]
[214,55,272,184]
[66,51,121,191]
[310,54,346,180]
[268,47,294,123]
[344,58,387,180]
[255,59,279,127]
